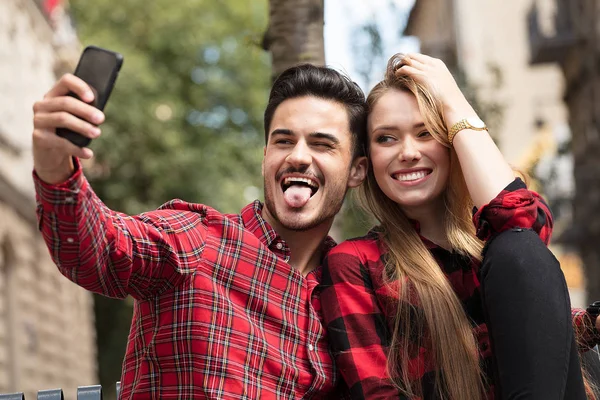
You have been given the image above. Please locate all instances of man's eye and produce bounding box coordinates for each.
[314,142,333,149]
[276,139,293,145]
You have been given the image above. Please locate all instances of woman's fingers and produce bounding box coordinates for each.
[397,53,471,119]
[405,52,438,65]
[403,56,427,71]
[396,65,422,77]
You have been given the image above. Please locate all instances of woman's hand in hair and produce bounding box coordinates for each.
[397,53,476,128]
[398,52,516,208]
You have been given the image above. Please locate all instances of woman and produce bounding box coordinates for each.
[321,53,600,399]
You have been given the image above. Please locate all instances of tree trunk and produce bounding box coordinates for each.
[263,0,325,81]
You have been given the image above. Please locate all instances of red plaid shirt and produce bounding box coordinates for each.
[34,161,342,399]
[320,178,600,399]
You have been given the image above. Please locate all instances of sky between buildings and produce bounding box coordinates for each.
[324,0,419,91]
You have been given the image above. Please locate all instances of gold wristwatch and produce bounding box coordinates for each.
[448,117,487,145]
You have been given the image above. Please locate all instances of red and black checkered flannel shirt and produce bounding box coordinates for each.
[320,178,600,399]
[34,161,342,399]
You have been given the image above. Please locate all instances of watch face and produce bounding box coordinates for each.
[466,117,486,129]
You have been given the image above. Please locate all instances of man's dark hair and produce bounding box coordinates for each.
[264,64,367,158]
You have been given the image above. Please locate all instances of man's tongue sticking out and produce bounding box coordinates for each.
[283,185,312,208]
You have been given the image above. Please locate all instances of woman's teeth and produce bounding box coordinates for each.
[394,171,428,182]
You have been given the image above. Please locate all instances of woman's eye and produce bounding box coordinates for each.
[417,131,432,138]
[375,135,394,144]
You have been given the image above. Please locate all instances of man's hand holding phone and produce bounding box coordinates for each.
[32,74,104,184]
[32,45,122,184]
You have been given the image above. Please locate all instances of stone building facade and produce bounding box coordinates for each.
[0,0,97,396]
[404,0,568,167]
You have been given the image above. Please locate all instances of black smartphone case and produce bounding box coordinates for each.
[56,46,123,147]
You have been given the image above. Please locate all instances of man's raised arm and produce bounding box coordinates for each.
[32,75,207,300]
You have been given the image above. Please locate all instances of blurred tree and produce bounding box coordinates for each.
[262,0,325,80]
[340,17,388,240]
[352,21,384,89]
[68,0,270,392]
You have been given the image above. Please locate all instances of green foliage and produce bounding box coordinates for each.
[339,194,376,239]
[68,0,269,391]
[70,0,269,215]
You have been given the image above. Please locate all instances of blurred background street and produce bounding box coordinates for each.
[1,0,598,397]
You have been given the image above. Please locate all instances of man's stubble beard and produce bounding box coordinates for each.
[263,177,348,232]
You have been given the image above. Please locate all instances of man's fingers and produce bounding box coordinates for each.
[34,111,101,140]
[33,128,94,159]
[61,138,94,159]
[33,96,105,125]
[44,74,95,104]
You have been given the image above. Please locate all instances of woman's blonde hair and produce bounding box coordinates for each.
[360,53,486,399]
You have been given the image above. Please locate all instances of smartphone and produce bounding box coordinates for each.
[56,45,123,147]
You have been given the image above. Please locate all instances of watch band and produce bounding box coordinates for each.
[448,120,469,145]
[448,118,488,145]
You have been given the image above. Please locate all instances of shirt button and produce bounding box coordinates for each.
[66,238,74,243]
[276,242,283,250]
[65,196,74,203]
[308,344,314,351]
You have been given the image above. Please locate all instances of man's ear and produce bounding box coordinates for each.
[348,156,368,188]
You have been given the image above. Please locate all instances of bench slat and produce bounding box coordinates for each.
[76,386,102,400]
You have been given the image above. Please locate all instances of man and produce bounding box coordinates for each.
[31,64,367,399]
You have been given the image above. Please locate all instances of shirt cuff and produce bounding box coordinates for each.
[586,311,600,343]
[472,178,531,240]
[573,308,600,351]
[33,158,89,216]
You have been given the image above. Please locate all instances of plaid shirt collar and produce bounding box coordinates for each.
[241,200,280,248]
[242,200,337,279]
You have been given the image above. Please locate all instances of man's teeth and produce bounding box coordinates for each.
[283,177,317,188]
[395,171,428,182]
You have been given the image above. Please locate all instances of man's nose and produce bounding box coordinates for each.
[286,140,312,168]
